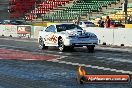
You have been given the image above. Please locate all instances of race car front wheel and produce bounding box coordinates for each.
[39,38,48,50]
[58,38,66,52]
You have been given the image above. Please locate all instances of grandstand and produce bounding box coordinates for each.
[0,0,9,20]
[8,0,132,23]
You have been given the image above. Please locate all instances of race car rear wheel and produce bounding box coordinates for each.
[39,38,48,50]
[58,38,66,52]
[87,45,95,53]
[67,46,74,51]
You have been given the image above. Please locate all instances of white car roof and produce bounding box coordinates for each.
[47,22,73,27]
[51,23,75,27]
[54,23,73,25]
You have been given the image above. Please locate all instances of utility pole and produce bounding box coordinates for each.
[34,1,37,23]
[124,0,128,24]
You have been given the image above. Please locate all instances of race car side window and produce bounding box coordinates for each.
[56,25,66,32]
[45,25,56,32]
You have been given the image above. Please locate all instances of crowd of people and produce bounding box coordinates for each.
[73,16,112,28]
[73,17,80,25]
[72,16,125,28]
[98,16,111,28]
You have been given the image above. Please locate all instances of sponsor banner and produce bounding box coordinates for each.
[84,75,130,83]
[17,26,31,34]
[17,26,31,38]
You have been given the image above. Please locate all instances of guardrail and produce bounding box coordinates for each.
[0,25,132,47]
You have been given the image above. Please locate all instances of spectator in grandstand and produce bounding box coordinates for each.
[98,18,104,27]
[73,20,76,24]
[105,16,111,28]
[73,17,80,25]
[128,15,132,24]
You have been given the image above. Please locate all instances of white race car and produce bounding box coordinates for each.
[79,21,96,28]
[38,23,98,52]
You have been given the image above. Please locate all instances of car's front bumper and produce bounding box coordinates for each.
[64,38,98,46]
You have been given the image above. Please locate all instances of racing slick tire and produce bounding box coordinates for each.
[67,46,74,51]
[58,38,66,52]
[39,38,48,50]
[87,45,95,53]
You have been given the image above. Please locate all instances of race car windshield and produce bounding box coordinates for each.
[84,22,96,27]
[84,22,94,24]
[56,24,83,32]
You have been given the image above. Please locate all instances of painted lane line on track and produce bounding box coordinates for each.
[47,56,132,74]
[96,46,132,53]
[49,60,132,74]
[0,45,28,50]
[0,38,37,43]
[96,56,132,63]
[22,59,42,61]
[47,56,68,61]
[26,56,67,62]
[96,52,131,57]
[106,57,132,63]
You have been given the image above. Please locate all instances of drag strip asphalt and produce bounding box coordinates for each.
[0,38,132,88]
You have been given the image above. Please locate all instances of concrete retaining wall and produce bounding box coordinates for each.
[0,25,132,47]
[33,26,46,39]
[84,27,132,47]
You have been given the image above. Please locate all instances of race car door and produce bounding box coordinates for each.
[44,25,58,46]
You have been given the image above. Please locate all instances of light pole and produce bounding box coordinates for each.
[34,1,37,23]
[124,0,128,24]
